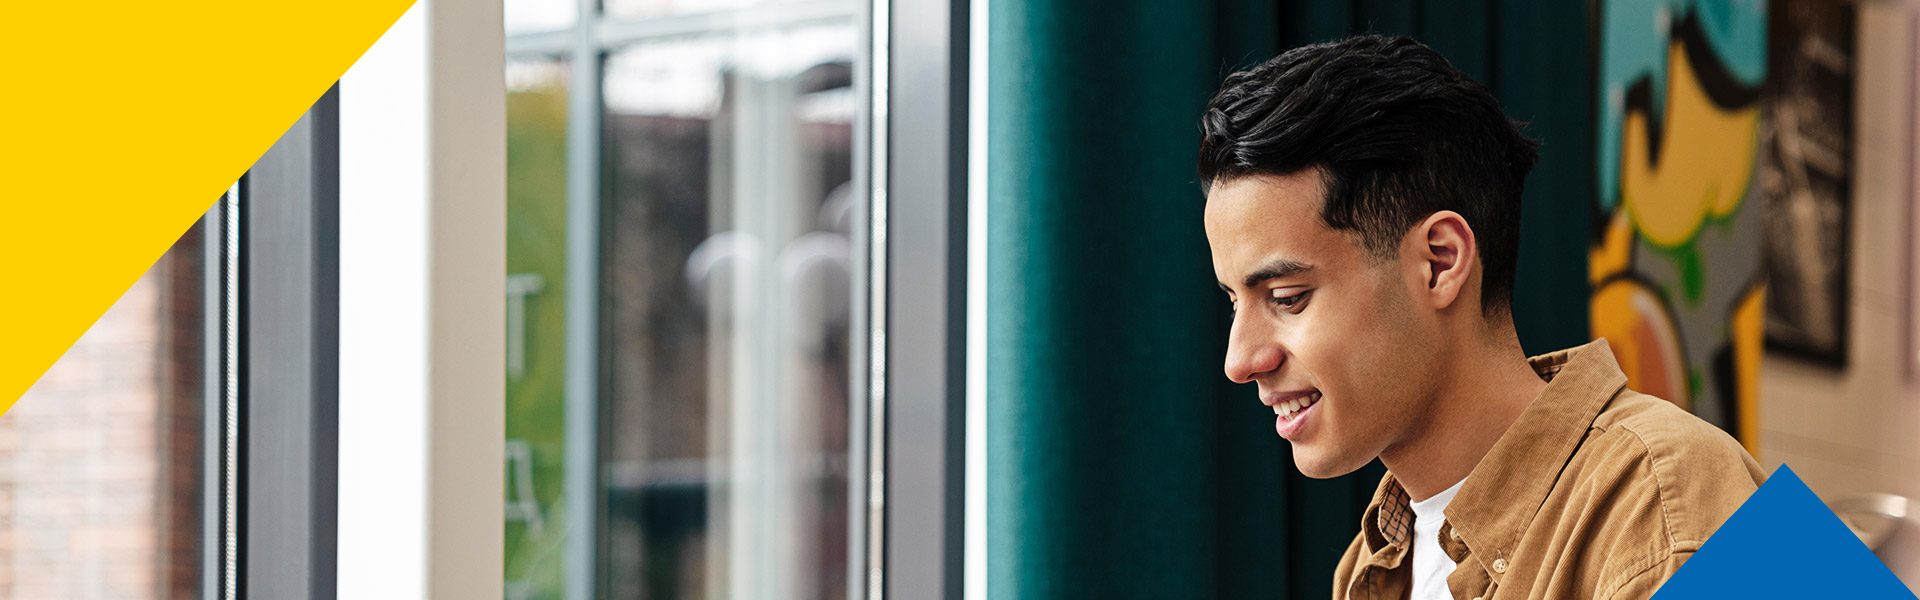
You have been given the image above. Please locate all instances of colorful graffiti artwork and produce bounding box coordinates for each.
[1594,0,1767,453]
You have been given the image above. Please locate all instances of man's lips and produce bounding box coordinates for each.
[1268,390,1322,419]
[1261,389,1319,407]
[1265,389,1322,439]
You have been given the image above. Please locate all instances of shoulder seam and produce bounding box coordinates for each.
[1573,421,1689,597]
[1614,421,1678,548]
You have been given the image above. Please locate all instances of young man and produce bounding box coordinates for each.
[1198,36,1765,600]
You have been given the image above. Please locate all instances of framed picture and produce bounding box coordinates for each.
[1761,0,1857,368]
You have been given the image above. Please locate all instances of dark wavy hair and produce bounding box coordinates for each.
[1198,35,1539,317]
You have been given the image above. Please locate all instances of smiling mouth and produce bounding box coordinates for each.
[1272,391,1322,419]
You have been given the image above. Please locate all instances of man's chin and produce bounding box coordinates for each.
[1289,446,1368,479]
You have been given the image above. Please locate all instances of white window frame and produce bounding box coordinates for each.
[337,1,507,598]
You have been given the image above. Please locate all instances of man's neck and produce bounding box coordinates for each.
[1380,333,1548,502]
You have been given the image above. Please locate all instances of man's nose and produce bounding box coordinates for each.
[1224,316,1282,384]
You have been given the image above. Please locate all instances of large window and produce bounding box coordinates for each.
[506,2,865,598]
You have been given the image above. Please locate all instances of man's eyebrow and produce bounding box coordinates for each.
[1240,259,1315,289]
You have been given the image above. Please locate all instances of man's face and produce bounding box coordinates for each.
[1203,171,1438,478]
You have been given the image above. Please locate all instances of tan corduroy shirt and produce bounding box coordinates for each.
[1331,338,1766,600]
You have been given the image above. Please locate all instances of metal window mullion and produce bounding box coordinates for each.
[200,182,241,600]
[223,184,240,600]
[241,85,340,600]
[881,0,971,596]
[865,0,890,595]
[562,0,605,597]
[846,0,877,595]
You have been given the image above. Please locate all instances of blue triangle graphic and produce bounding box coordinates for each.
[1653,465,1914,598]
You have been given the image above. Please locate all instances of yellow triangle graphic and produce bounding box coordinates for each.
[0,0,419,412]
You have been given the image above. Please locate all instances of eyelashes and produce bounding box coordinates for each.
[1226,289,1312,317]
[1270,290,1310,312]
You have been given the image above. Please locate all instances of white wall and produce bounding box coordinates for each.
[1757,0,1920,587]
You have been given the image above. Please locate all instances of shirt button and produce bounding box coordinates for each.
[1492,558,1508,574]
[1449,528,1461,541]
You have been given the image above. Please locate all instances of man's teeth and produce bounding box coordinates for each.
[1272,392,1322,418]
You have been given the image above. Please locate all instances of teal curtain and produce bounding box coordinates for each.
[983,0,1593,597]
[985,0,1227,595]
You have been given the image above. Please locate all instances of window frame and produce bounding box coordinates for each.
[191,3,510,597]
[234,84,343,600]
[196,83,350,600]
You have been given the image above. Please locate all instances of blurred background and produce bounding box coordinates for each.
[13,0,1920,598]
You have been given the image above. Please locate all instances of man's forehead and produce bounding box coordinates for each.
[1204,174,1327,236]
[1205,176,1355,292]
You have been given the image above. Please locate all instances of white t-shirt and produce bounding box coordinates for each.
[1410,477,1468,600]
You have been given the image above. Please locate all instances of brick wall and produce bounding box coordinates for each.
[0,227,204,600]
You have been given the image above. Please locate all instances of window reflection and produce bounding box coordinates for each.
[505,0,576,35]
[505,58,571,600]
[603,0,801,21]
[601,23,855,600]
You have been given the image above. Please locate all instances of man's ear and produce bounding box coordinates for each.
[1410,211,1477,311]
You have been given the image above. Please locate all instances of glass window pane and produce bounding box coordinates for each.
[505,57,572,600]
[601,20,857,599]
[603,0,807,22]
[1,223,206,600]
[505,0,577,35]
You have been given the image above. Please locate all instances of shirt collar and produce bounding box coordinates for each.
[1443,338,1629,566]
[1362,471,1414,551]
[1353,339,1629,569]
